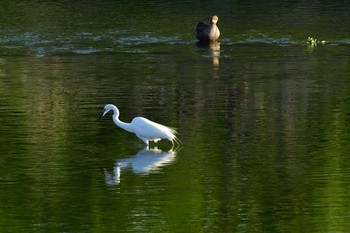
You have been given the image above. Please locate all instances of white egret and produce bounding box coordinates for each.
[99,104,180,148]
[195,15,220,42]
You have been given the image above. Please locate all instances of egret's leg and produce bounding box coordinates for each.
[137,135,149,146]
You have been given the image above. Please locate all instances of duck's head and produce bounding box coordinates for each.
[211,15,219,24]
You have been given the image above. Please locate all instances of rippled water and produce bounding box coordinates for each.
[1,1,350,232]
[1,0,349,57]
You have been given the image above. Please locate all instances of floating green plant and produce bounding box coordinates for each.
[307,37,317,46]
[305,37,326,47]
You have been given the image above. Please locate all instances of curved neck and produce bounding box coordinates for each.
[112,107,134,133]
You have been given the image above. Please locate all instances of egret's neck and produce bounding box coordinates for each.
[113,110,134,133]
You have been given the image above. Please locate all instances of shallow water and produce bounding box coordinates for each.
[1,1,350,232]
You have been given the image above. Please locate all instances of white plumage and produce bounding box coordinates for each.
[99,104,180,148]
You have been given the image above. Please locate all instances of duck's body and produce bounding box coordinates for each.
[195,15,220,42]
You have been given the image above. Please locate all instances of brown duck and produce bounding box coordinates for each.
[195,15,220,42]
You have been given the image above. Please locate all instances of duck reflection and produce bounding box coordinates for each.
[196,41,221,67]
[104,148,176,185]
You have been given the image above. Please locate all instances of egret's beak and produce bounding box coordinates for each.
[98,108,106,120]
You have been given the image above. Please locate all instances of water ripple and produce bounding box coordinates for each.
[1,30,349,56]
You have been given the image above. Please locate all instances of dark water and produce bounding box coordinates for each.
[1,1,350,232]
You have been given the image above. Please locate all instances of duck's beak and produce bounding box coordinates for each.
[98,108,106,120]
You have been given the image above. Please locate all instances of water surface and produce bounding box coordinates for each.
[1,1,350,232]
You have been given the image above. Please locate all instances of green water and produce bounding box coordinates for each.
[1,1,350,232]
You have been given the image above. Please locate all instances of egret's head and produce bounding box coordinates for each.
[99,104,115,119]
[99,108,108,119]
[211,15,219,24]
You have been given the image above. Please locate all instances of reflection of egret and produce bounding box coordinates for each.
[99,104,180,148]
[195,15,220,42]
[196,41,221,67]
[104,148,177,185]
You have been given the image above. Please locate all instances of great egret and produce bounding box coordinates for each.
[99,104,180,148]
[195,15,220,42]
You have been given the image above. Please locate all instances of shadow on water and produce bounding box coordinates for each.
[103,148,176,185]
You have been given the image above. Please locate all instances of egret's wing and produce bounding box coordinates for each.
[131,117,176,139]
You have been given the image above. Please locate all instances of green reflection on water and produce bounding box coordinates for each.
[1,0,350,232]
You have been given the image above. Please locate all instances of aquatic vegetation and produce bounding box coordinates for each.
[307,37,318,46]
[305,37,326,47]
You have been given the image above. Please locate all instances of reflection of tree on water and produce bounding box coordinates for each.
[104,148,176,185]
[196,41,220,67]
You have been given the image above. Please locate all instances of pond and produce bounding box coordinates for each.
[0,1,350,232]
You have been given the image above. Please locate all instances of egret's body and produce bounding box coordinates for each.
[99,104,179,148]
[195,15,220,42]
